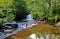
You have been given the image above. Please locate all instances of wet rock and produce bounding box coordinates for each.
[4,29,14,33]
[3,22,18,29]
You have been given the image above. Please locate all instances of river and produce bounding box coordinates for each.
[0,14,60,39]
[0,14,37,39]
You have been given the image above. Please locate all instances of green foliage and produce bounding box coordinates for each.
[0,9,15,23]
[0,0,60,24]
[15,0,29,21]
[25,0,47,18]
[25,0,60,23]
[0,0,14,9]
[0,0,29,22]
[0,0,15,23]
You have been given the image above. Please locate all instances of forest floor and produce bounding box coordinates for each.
[5,22,60,39]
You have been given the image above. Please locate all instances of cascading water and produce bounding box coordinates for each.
[17,14,34,30]
[25,14,33,21]
[0,14,34,39]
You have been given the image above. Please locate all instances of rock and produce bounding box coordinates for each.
[56,22,60,28]
[3,22,18,29]
[40,34,44,39]
[28,33,39,39]
[4,29,14,33]
[45,34,50,39]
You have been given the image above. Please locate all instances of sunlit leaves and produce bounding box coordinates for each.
[0,0,15,23]
[0,0,14,9]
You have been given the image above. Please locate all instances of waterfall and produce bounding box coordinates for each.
[26,14,33,21]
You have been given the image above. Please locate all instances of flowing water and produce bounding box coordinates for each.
[0,14,60,39]
[17,14,34,30]
[26,14,33,21]
[0,14,35,39]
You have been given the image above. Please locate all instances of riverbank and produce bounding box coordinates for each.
[5,23,60,39]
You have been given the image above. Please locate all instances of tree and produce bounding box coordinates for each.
[25,0,60,25]
[0,0,15,23]
[15,0,29,21]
